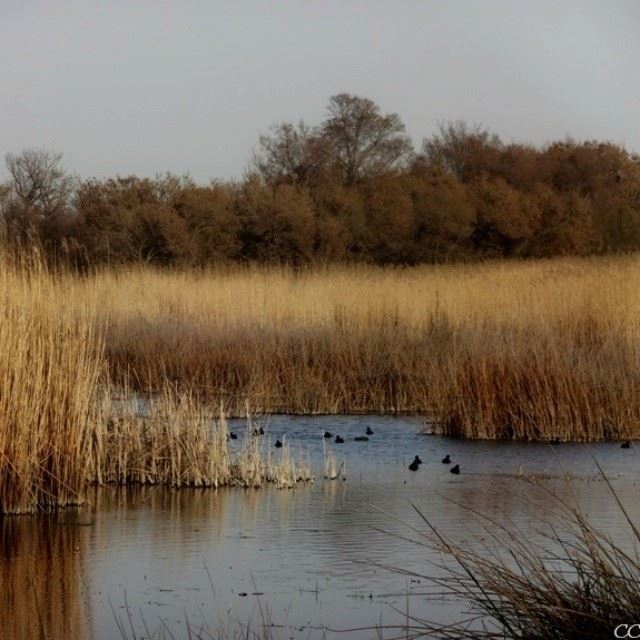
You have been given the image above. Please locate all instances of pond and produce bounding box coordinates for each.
[2,415,639,639]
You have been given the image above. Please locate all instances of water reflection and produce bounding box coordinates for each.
[1,416,639,639]
[0,515,92,640]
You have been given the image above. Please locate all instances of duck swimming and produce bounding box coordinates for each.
[413,455,423,465]
[324,431,332,438]
[253,426,265,436]
[365,427,374,435]
[335,435,344,444]
[441,454,451,464]
[275,439,283,448]
[622,440,632,449]
[450,464,460,474]
[408,459,419,471]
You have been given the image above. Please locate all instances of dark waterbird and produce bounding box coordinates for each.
[228,432,238,440]
[441,454,451,464]
[324,431,332,438]
[275,439,283,448]
[450,464,460,475]
[365,426,374,435]
[413,455,423,464]
[622,440,632,449]
[354,436,369,442]
[408,459,420,471]
[253,426,265,436]
[335,435,344,444]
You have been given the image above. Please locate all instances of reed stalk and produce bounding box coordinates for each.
[0,257,103,514]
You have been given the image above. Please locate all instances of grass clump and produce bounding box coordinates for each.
[96,391,232,488]
[399,472,640,639]
[96,390,314,490]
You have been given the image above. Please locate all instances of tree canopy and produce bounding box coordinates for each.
[3,94,640,267]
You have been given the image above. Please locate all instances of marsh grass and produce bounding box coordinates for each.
[77,255,640,440]
[323,441,346,480]
[96,391,232,488]
[433,318,640,440]
[0,257,104,514]
[94,390,313,495]
[2,254,640,511]
[383,468,640,639]
[0,256,312,514]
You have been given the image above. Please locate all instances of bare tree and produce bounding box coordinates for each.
[5,149,74,221]
[321,93,413,184]
[253,121,330,185]
[422,121,502,182]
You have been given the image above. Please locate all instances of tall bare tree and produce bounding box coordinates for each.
[321,93,413,184]
[5,149,74,221]
[3,149,75,250]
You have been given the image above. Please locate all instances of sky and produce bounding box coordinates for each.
[1,0,639,183]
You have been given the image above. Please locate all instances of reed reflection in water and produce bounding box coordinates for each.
[0,515,92,640]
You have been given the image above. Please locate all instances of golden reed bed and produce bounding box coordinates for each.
[85,255,640,435]
[0,255,313,514]
[1,253,639,512]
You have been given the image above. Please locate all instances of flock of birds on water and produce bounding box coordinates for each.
[226,426,635,479]
[227,424,465,475]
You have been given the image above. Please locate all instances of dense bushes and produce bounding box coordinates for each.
[2,94,640,266]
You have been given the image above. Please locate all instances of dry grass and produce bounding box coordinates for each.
[395,471,640,639]
[95,392,313,490]
[0,255,104,514]
[70,255,640,440]
[0,255,312,514]
[97,391,232,488]
[2,253,639,511]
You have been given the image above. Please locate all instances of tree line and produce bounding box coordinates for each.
[2,93,640,267]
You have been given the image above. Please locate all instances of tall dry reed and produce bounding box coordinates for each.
[96,391,313,490]
[64,255,640,440]
[0,256,312,514]
[0,256,104,514]
[2,254,638,514]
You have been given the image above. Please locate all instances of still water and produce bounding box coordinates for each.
[2,415,639,639]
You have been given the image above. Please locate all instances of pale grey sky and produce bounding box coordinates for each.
[1,0,639,183]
